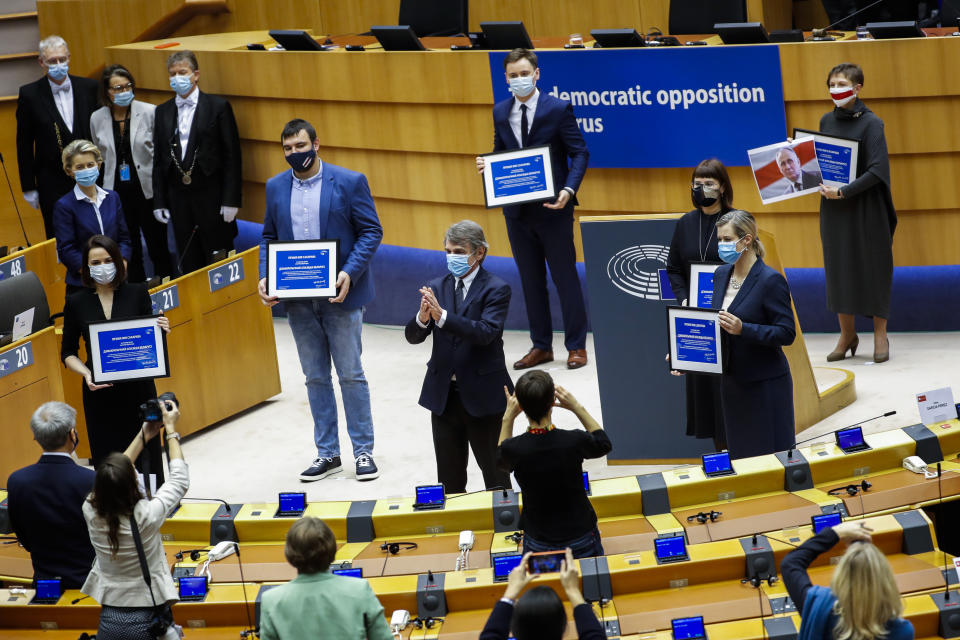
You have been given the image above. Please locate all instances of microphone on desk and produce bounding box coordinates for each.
[936,463,952,601]
[787,411,896,459]
[811,0,886,39]
[0,152,31,248]
[183,497,232,513]
[234,542,258,638]
[176,224,200,275]
[445,485,510,500]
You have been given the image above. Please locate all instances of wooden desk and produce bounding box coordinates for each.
[616,581,772,634]
[353,532,494,577]
[822,468,960,516]
[0,239,66,316]
[676,493,824,544]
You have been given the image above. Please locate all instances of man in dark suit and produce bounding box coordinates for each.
[477,48,590,371]
[153,50,242,275]
[405,220,513,493]
[15,35,99,239]
[776,147,822,195]
[6,402,95,589]
[258,119,382,483]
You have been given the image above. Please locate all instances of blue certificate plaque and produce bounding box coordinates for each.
[481,145,556,208]
[667,306,724,375]
[689,262,722,308]
[793,128,860,188]
[266,240,339,299]
[88,315,170,384]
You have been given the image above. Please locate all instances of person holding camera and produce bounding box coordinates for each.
[480,548,604,640]
[82,399,186,640]
[62,234,171,484]
[498,370,611,558]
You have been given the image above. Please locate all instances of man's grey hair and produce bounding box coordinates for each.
[39,35,69,58]
[30,402,77,451]
[166,50,199,72]
[444,220,489,253]
[776,146,799,162]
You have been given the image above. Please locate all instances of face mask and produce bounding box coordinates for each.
[112,90,134,107]
[446,253,474,278]
[830,86,856,107]
[718,238,745,264]
[74,166,99,187]
[169,74,193,95]
[47,62,69,81]
[89,262,116,284]
[508,75,536,98]
[692,184,720,208]
[285,147,317,172]
[70,430,79,452]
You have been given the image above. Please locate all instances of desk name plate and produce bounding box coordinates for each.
[150,285,180,313]
[0,341,34,379]
[0,256,25,281]
[208,258,245,293]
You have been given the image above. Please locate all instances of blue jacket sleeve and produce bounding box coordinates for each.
[479,600,513,640]
[439,281,510,346]
[574,602,607,640]
[53,200,83,276]
[558,102,589,193]
[342,174,383,282]
[780,528,838,615]
[258,183,278,280]
[739,272,796,347]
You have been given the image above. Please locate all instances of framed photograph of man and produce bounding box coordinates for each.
[747,137,822,204]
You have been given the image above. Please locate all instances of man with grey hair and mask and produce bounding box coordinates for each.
[16,35,99,239]
[405,220,513,493]
[6,401,96,589]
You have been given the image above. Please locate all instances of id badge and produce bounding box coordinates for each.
[119,162,131,182]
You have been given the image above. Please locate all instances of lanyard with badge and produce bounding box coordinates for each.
[118,116,131,182]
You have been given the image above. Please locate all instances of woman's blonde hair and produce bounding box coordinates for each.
[831,542,904,640]
[61,139,102,173]
[716,209,765,259]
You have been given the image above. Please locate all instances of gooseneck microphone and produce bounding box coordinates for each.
[235,542,258,638]
[0,152,30,247]
[183,497,232,512]
[176,224,200,275]
[937,463,952,601]
[811,0,886,39]
[788,411,896,459]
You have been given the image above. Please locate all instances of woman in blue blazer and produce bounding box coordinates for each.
[53,139,131,295]
[711,210,796,459]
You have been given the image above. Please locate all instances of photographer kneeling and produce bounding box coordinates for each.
[82,397,187,640]
[498,371,611,558]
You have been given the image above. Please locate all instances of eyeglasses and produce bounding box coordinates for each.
[109,82,134,92]
[692,181,720,189]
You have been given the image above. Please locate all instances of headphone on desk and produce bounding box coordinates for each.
[742,574,778,588]
[687,510,722,524]
[504,532,523,545]
[828,480,872,496]
[175,548,208,561]
[380,541,419,555]
[413,616,444,629]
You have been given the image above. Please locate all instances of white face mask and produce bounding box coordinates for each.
[89,262,116,284]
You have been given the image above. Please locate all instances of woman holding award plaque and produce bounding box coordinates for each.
[665,158,733,451]
[711,211,796,459]
[62,235,170,482]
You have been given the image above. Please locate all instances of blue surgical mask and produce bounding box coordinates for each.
[47,62,69,82]
[508,76,536,98]
[74,166,99,187]
[446,253,474,278]
[169,74,193,95]
[112,90,134,107]
[718,239,744,264]
[89,263,116,285]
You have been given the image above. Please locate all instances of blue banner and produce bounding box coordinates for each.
[99,327,158,373]
[488,47,787,168]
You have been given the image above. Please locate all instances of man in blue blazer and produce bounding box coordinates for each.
[7,402,95,589]
[477,48,590,371]
[258,119,383,483]
[405,221,513,493]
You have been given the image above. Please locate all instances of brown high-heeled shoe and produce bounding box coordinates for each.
[827,335,859,362]
[874,337,889,363]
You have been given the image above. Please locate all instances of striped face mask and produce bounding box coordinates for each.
[830,86,857,107]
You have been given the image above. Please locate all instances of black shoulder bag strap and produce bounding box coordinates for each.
[129,513,161,612]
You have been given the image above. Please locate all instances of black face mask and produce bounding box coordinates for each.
[692,185,718,208]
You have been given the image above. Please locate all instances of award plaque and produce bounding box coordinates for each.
[89,315,169,384]
[667,306,724,375]
[481,145,556,208]
[266,240,339,299]
[689,262,722,308]
[793,128,861,187]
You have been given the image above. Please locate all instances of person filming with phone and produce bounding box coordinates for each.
[498,370,611,558]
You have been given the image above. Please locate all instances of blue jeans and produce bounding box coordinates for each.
[522,527,605,559]
[285,301,374,459]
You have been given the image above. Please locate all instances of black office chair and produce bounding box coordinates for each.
[0,272,52,346]
[668,0,748,34]
[398,0,468,37]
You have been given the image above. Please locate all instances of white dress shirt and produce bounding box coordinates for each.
[175,89,200,160]
[49,76,74,132]
[73,184,109,234]
[508,89,539,147]
[417,265,480,330]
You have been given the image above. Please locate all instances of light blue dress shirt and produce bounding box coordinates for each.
[289,162,324,241]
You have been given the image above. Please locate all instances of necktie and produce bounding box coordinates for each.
[794,182,802,192]
[520,104,529,147]
[51,80,71,95]
[455,279,465,312]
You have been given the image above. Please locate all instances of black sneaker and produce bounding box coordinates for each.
[355,454,379,481]
[299,456,342,482]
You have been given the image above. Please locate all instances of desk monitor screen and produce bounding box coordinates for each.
[33,578,61,603]
[590,28,645,48]
[865,20,926,39]
[702,451,734,477]
[836,426,869,452]
[672,616,707,639]
[812,512,843,534]
[493,554,524,582]
[278,492,306,515]
[371,25,426,51]
[178,576,208,601]
[268,30,325,51]
[714,22,770,44]
[480,21,534,50]
[415,484,445,509]
[655,534,689,563]
[582,470,591,495]
[332,567,364,578]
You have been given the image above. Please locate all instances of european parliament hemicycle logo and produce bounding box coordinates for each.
[606,245,675,301]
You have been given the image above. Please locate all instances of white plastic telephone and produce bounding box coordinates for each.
[903,456,939,478]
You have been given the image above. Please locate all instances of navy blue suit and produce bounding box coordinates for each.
[712,258,796,459]
[405,267,513,492]
[52,188,132,287]
[7,455,96,588]
[492,91,589,352]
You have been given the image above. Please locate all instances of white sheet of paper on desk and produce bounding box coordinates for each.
[12,307,34,342]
